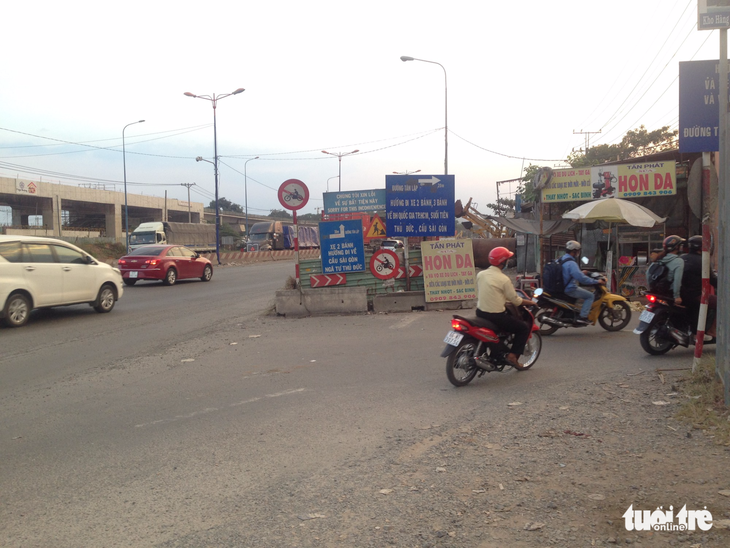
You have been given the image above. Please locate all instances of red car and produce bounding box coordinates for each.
[118,245,213,286]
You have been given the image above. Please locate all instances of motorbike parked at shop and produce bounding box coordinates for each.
[441,292,542,387]
[534,271,632,335]
[633,293,716,355]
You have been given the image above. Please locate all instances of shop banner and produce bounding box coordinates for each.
[422,239,476,303]
[541,162,676,203]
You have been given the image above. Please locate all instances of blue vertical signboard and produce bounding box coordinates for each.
[679,60,729,153]
[319,219,365,273]
[385,174,455,238]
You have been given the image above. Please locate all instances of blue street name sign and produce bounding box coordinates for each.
[323,189,386,214]
[679,59,729,153]
[385,174,455,238]
[319,219,365,273]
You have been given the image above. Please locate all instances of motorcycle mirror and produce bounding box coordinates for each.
[533,288,543,297]
[581,256,589,265]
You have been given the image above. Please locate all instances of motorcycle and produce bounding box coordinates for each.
[633,293,716,355]
[534,271,632,335]
[441,295,542,387]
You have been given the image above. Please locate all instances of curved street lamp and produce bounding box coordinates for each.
[326,176,339,193]
[400,55,448,175]
[244,156,259,242]
[184,88,245,265]
[322,149,359,192]
[122,119,145,252]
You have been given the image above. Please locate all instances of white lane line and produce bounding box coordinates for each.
[135,388,307,428]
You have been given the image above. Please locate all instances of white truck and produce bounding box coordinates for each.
[129,221,217,252]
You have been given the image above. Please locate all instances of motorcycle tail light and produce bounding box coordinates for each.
[451,319,467,332]
[647,294,657,303]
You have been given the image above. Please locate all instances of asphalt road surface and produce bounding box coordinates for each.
[0,265,707,547]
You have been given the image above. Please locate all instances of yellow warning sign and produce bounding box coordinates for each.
[365,214,387,240]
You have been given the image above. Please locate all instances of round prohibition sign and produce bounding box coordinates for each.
[278,179,309,211]
[370,249,400,280]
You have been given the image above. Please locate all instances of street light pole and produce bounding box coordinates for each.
[184,88,245,265]
[326,176,339,192]
[122,119,145,252]
[400,55,448,175]
[244,156,259,242]
[322,149,359,191]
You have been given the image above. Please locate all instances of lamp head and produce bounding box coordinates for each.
[184,92,196,97]
[139,119,145,123]
[232,88,245,95]
[352,149,359,153]
[400,56,414,62]
[195,156,203,162]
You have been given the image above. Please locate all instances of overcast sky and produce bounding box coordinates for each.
[0,0,721,218]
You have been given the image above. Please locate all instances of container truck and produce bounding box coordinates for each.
[129,222,217,252]
[245,221,319,251]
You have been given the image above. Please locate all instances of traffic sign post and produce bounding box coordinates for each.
[319,219,365,274]
[278,179,310,288]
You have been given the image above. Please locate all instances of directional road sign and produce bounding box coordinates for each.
[310,273,347,287]
[385,174,455,238]
[319,219,365,273]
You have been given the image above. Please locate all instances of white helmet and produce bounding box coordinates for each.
[566,240,582,251]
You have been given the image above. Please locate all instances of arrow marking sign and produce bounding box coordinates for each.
[395,265,423,279]
[310,274,347,288]
[418,176,441,185]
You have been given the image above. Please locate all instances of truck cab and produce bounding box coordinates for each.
[247,221,284,251]
[129,222,166,250]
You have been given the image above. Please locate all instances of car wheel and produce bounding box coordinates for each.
[163,268,177,286]
[93,284,117,313]
[3,292,32,328]
[123,279,137,286]
[201,264,213,282]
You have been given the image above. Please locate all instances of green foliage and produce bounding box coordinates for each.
[209,197,243,213]
[268,209,292,219]
[571,125,677,165]
[297,213,321,222]
[219,222,240,238]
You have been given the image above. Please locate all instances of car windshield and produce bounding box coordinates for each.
[248,233,270,243]
[128,246,167,256]
[129,232,156,244]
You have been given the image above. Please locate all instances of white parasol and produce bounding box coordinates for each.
[562,197,665,227]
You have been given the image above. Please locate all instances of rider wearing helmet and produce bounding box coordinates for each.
[680,235,718,335]
[655,235,686,304]
[560,240,605,325]
[476,246,537,368]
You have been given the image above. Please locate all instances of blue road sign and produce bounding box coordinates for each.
[679,60,729,153]
[385,174,455,238]
[323,189,386,214]
[319,219,365,273]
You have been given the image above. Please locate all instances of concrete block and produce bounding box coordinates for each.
[425,298,476,311]
[372,291,427,313]
[276,287,368,317]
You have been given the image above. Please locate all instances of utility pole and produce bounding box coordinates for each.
[180,183,196,223]
[573,129,601,153]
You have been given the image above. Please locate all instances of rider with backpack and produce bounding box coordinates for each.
[651,235,685,304]
[560,240,605,325]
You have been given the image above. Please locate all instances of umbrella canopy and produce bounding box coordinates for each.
[562,197,665,227]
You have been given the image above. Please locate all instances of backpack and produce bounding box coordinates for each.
[647,261,670,294]
[542,256,573,294]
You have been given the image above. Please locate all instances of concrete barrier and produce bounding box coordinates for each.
[275,287,369,317]
[202,249,320,264]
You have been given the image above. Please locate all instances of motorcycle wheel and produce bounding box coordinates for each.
[513,332,542,371]
[639,315,674,355]
[445,338,479,387]
[535,307,560,336]
[598,301,632,331]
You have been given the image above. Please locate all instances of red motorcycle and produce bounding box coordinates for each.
[441,296,542,387]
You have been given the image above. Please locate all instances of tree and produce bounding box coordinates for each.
[208,197,243,214]
[268,209,292,219]
[570,125,677,166]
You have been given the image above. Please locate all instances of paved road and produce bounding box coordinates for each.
[0,269,707,547]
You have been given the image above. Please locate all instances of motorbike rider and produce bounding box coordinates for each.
[561,240,605,325]
[680,235,718,336]
[476,246,537,368]
[654,235,685,304]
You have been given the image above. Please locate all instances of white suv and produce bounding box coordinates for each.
[0,235,124,327]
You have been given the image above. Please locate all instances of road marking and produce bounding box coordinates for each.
[135,388,307,428]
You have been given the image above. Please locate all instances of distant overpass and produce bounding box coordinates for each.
[0,176,315,241]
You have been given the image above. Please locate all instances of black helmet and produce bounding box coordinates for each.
[687,235,702,253]
[663,235,685,253]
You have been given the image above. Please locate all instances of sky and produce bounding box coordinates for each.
[0,0,722,220]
